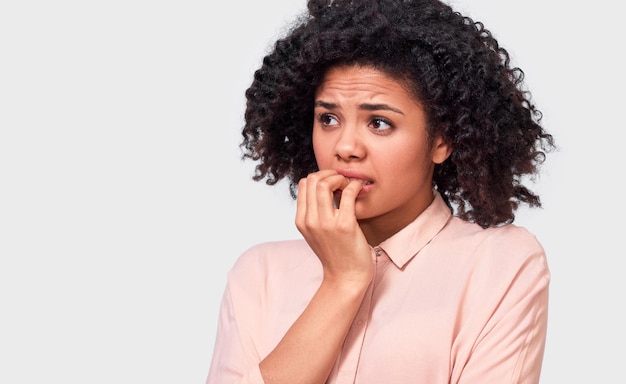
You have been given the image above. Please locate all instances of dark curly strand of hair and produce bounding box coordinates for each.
[240,0,555,228]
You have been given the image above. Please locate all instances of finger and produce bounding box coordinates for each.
[315,174,349,220]
[300,171,338,231]
[295,177,308,231]
[336,179,363,216]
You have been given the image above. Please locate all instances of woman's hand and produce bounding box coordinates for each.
[295,170,374,285]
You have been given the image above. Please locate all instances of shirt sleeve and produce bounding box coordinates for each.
[205,280,265,384]
[457,248,550,384]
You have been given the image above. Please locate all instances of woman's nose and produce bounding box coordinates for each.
[334,125,366,161]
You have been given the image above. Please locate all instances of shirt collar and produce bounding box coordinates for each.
[378,191,452,269]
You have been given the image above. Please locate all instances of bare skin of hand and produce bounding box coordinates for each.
[296,170,374,284]
[259,170,374,384]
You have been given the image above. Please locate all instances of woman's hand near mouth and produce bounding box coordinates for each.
[296,170,374,285]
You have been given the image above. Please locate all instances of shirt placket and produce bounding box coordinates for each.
[330,246,384,384]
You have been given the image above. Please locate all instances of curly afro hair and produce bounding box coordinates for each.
[240,0,555,228]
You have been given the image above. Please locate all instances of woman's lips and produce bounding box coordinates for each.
[336,169,373,185]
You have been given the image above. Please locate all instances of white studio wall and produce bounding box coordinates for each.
[0,1,623,383]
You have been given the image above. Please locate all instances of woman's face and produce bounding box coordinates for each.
[313,65,451,237]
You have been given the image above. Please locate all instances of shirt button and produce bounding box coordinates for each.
[375,249,382,257]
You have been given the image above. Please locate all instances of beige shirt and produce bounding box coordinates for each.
[207,192,549,383]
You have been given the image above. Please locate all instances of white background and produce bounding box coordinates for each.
[0,0,623,383]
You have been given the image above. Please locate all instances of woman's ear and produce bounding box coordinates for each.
[431,136,453,164]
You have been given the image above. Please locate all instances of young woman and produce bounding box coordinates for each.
[207,1,555,383]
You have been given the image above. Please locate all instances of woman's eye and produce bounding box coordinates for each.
[319,113,339,126]
[370,117,392,131]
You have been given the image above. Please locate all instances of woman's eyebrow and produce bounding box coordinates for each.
[314,100,404,115]
[314,100,337,109]
[359,103,404,115]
